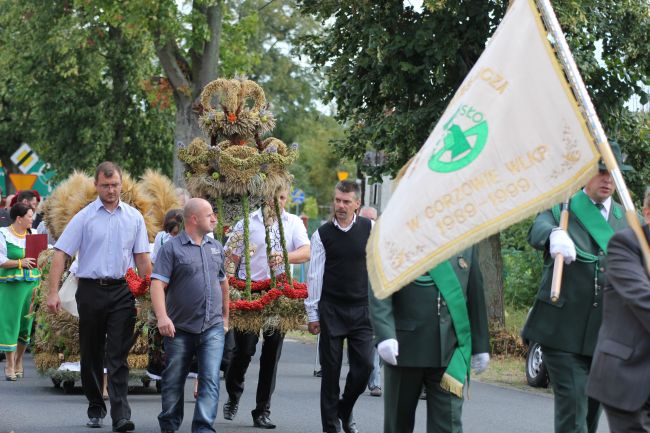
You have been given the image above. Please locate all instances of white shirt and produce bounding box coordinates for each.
[151,231,171,264]
[583,188,611,220]
[226,208,309,281]
[305,214,358,322]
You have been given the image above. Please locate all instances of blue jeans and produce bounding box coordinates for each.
[159,323,225,433]
[368,347,382,390]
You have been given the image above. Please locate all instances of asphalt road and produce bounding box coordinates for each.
[0,339,609,433]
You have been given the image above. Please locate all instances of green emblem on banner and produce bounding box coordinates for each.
[428,105,488,173]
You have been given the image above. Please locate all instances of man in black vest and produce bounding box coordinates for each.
[305,180,374,433]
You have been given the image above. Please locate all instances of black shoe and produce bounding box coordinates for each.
[252,414,276,429]
[223,398,239,421]
[112,418,135,432]
[338,412,359,433]
[86,417,103,428]
[161,430,174,433]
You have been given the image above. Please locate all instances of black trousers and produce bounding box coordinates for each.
[319,301,374,433]
[603,401,650,433]
[225,328,285,417]
[220,329,235,372]
[76,279,136,423]
[384,366,464,433]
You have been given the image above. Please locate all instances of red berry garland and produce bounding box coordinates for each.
[125,268,151,297]
[228,275,308,311]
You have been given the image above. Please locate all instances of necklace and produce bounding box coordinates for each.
[9,224,27,238]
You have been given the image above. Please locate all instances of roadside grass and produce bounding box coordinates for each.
[285,308,551,394]
[286,329,317,344]
[479,307,552,394]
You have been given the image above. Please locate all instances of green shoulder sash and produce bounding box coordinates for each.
[428,261,471,398]
[553,190,615,254]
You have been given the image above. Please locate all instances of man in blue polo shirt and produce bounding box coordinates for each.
[150,197,229,433]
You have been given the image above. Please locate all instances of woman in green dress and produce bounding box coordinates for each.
[0,203,40,381]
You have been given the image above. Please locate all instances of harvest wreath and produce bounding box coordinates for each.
[180,77,309,333]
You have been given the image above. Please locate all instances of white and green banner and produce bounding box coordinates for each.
[367,0,600,299]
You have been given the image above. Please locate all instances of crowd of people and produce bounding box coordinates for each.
[0,156,649,433]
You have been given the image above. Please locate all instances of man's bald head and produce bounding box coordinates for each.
[184,197,209,219]
[359,206,378,221]
[184,198,216,237]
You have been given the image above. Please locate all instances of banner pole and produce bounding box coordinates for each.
[550,200,570,302]
[535,0,650,274]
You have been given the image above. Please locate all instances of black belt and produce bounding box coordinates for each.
[79,277,127,286]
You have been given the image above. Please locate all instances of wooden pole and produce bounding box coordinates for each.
[550,200,570,302]
[536,0,650,275]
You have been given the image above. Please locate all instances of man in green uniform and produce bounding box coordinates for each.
[522,142,634,433]
[369,246,490,433]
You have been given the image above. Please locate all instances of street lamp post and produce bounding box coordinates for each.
[362,150,386,211]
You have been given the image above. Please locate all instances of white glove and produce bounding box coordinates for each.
[471,352,490,374]
[549,228,576,264]
[377,339,399,366]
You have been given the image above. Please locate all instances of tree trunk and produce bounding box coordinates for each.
[162,2,223,186]
[477,234,505,327]
[171,95,206,185]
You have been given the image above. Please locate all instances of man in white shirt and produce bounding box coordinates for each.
[306,181,374,433]
[222,186,310,429]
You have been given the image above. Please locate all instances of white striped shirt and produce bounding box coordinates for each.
[305,214,357,322]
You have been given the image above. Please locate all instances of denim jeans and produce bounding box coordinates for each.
[158,323,225,433]
[368,347,382,390]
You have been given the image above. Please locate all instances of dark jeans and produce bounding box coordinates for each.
[76,279,136,423]
[158,324,225,433]
[225,328,285,417]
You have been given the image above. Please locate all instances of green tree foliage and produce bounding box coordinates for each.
[606,110,650,207]
[126,0,341,188]
[227,0,348,210]
[0,1,175,178]
[286,113,348,208]
[299,0,508,181]
[501,218,543,309]
[303,195,319,219]
[299,0,649,317]
[299,0,649,188]
[0,0,344,194]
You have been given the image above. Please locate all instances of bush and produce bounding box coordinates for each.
[501,218,543,310]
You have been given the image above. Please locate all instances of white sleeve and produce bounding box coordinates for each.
[305,230,325,322]
[291,215,310,249]
[0,231,8,265]
[151,231,165,263]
